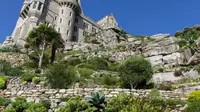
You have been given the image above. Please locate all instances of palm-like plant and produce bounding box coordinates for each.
[88,92,106,112]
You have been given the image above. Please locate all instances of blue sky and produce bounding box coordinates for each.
[1,0,200,43]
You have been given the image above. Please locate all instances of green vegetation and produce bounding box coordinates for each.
[88,92,106,111]
[187,90,200,102]
[32,77,40,84]
[22,73,37,82]
[56,96,91,112]
[46,64,76,89]
[0,97,11,106]
[118,56,153,89]
[66,50,83,55]
[26,24,64,68]
[2,97,48,112]
[0,60,23,76]
[0,46,20,53]
[0,76,8,89]
[86,56,108,70]
[76,68,93,79]
[174,25,200,54]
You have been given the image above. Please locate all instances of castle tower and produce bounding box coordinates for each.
[57,0,82,41]
[12,0,45,46]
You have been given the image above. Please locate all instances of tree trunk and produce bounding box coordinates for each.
[38,43,46,68]
[50,44,56,64]
[130,83,134,89]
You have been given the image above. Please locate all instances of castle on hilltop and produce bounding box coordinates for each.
[4,0,120,46]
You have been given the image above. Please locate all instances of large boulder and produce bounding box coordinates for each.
[187,42,200,65]
[146,55,163,67]
[152,72,182,83]
[142,37,179,57]
[162,53,185,66]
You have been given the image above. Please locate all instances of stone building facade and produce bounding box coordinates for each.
[4,0,119,46]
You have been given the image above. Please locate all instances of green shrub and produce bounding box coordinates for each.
[35,69,41,74]
[6,67,23,76]
[0,97,11,106]
[187,90,200,102]
[0,46,19,52]
[86,56,108,70]
[57,96,90,112]
[32,77,40,84]
[108,62,119,71]
[66,50,83,55]
[118,56,153,89]
[102,75,119,87]
[183,100,200,112]
[106,94,166,112]
[24,103,48,112]
[2,97,48,112]
[0,76,8,89]
[148,89,162,100]
[65,57,82,66]
[76,63,93,69]
[174,70,183,77]
[46,64,76,89]
[23,81,28,85]
[76,68,93,79]
[166,99,186,106]
[40,100,51,109]
[22,73,36,82]
[0,60,11,74]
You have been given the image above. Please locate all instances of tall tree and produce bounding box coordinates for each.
[26,24,63,68]
[50,33,64,64]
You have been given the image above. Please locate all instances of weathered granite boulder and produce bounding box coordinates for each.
[152,72,182,83]
[146,55,163,67]
[142,37,179,57]
[150,33,170,38]
[162,53,184,66]
[187,46,200,65]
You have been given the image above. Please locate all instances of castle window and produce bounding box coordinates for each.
[72,36,77,41]
[60,18,62,23]
[38,2,42,10]
[67,30,70,36]
[61,9,64,14]
[68,21,71,26]
[33,1,37,9]
[70,12,72,16]
[58,28,60,32]
[74,26,77,32]
[55,16,57,20]
[75,18,78,23]
[84,22,89,29]
[92,27,97,33]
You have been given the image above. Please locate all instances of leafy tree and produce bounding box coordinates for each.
[26,24,63,68]
[50,33,64,63]
[118,56,153,89]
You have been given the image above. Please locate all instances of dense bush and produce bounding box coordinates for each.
[65,57,82,66]
[184,100,200,112]
[32,77,40,84]
[0,76,8,89]
[22,73,37,82]
[86,56,108,70]
[76,68,93,79]
[0,97,11,106]
[0,46,19,52]
[40,100,51,110]
[56,96,91,112]
[2,97,48,112]
[102,75,120,87]
[174,70,183,77]
[187,90,200,102]
[118,56,153,89]
[0,60,23,76]
[106,94,166,112]
[46,64,76,89]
